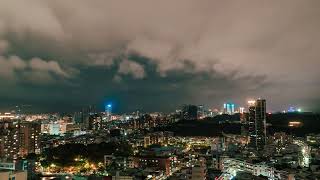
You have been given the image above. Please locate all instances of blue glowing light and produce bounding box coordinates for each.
[107,104,112,108]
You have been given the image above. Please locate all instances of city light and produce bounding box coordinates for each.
[239,107,245,114]
[0,99,317,179]
[247,100,256,105]
[0,1,319,180]
[288,121,302,127]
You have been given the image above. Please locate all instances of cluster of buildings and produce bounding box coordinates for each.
[0,98,319,180]
[0,119,40,179]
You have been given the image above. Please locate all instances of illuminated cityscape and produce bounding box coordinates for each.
[1,1,320,180]
[0,99,320,179]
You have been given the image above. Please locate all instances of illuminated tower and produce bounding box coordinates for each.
[223,103,227,114]
[105,104,112,117]
[227,104,231,114]
[231,104,235,114]
[223,103,235,115]
[248,99,266,151]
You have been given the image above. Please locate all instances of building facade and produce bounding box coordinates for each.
[248,99,267,151]
[0,121,40,160]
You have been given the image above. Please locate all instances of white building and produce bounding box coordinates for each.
[221,158,293,180]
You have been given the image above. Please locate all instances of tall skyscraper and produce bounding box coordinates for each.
[105,104,112,117]
[0,121,20,160]
[73,105,96,129]
[20,122,41,155]
[248,99,266,151]
[223,103,235,115]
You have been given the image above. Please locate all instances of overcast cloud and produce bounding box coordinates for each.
[0,0,319,112]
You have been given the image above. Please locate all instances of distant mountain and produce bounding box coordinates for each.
[155,113,320,137]
[267,112,320,136]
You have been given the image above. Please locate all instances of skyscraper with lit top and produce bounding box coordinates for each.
[105,104,112,120]
[248,99,266,151]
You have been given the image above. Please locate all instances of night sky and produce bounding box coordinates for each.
[0,0,320,113]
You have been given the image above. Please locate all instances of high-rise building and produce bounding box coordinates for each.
[0,121,20,160]
[182,105,198,120]
[223,103,235,115]
[88,113,103,131]
[0,121,41,160]
[73,105,96,126]
[105,104,112,116]
[248,99,266,151]
[20,122,41,155]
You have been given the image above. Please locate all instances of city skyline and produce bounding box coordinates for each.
[0,0,320,113]
[1,1,320,179]
[0,100,307,114]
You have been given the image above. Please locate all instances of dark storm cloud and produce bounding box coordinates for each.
[0,0,320,112]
